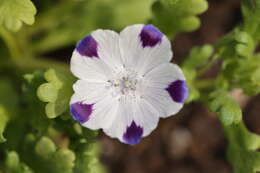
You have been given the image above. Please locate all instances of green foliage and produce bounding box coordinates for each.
[0,79,19,143]
[225,123,260,173]
[241,0,260,40]
[34,136,76,173]
[0,107,8,143]
[37,69,75,118]
[216,29,260,95]
[0,71,104,173]
[182,45,214,69]
[217,29,255,59]
[5,151,33,173]
[0,0,36,32]
[181,44,214,102]
[208,90,242,126]
[152,0,208,37]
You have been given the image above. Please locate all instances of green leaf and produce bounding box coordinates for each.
[33,136,76,173]
[182,68,200,102]
[217,30,254,60]
[53,149,76,172]
[0,0,36,32]
[221,56,260,95]
[208,90,242,126]
[0,79,19,143]
[0,106,8,142]
[152,0,208,36]
[35,136,57,158]
[181,45,214,102]
[225,123,260,173]
[74,143,105,173]
[241,0,260,40]
[182,44,214,69]
[37,69,75,118]
[5,151,33,173]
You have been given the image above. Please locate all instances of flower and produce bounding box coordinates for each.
[70,24,188,145]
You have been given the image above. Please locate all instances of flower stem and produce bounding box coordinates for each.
[0,27,69,72]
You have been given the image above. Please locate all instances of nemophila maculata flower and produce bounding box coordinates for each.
[70,24,188,145]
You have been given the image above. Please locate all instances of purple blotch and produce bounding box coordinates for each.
[166,80,189,103]
[123,121,143,145]
[70,102,94,124]
[140,24,163,47]
[76,35,99,58]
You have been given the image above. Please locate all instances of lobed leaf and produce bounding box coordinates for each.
[152,0,208,37]
[208,90,242,126]
[0,0,36,32]
[0,79,19,143]
[225,123,260,173]
[37,69,75,119]
[5,151,33,173]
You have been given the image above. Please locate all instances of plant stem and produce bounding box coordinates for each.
[0,27,69,72]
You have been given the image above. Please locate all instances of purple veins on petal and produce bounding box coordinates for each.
[166,80,189,103]
[70,102,94,124]
[140,24,163,47]
[76,35,99,58]
[123,121,143,145]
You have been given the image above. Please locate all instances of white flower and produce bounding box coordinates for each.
[70,24,188,145]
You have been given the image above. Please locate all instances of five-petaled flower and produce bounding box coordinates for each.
[70,24,188,145]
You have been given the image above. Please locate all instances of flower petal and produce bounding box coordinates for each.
[70,94,93,124]
[119,24,172,75]
[70,51,112,82]
[70,93,118,130]
[82,94,119,130]
[91,29,123,71]
[73,80,109,104]
[71,30,123,81]
[142,63,187,117]
[166,80,188,103]
[123,121,143,145]
[76,35,99,58]
[103,97,159,145]
[72,80,119,129]
[140,25,163,47]
[142,87,183,118]
[70,102,94,124]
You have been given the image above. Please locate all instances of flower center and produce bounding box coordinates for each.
[107,69,139,97]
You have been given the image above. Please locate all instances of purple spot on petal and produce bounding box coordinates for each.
[166,80,189,103]
[76,35,99,58]
[123,121,143,145]
[140,24,163,47]
[70,102,94,124]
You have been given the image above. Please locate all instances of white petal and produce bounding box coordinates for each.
[103,96,159,145]
[103,97,134,143]
[142,86,183,118]
[119,24,172,75]
[70,51,112,82]
[141,63,186,118]
[91,29,123,71]
[70,92,118,130]
[73,80,109,104]
[144,63,185,89]
[132,98,159,137]
[82,94,119,130]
